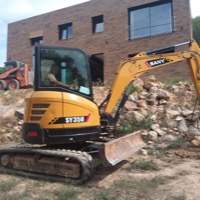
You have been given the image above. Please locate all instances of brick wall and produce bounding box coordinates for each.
[7,0,192,82]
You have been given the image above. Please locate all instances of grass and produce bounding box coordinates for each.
[167,136,189,149]
[116,176,168,190]
[165,193,187,200]
[14,188,32,200]
[0,175,169,200]
[93,175,168,200]
[163,78,183,89]
[53,187,79,200]
[152,136,190,158]
[127,159,160,171]
[94,189,116,200]
[117,114,154,136]
[0,179,18,192]
[0,177,77,200]
[114,175,168,199]
[0,172,191,200]
[128,84,137,94]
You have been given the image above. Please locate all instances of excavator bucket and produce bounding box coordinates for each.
[98,130,146,166]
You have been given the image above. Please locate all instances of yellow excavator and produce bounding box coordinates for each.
[0,40,200,183]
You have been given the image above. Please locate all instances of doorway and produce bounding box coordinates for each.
[89,53,104,84]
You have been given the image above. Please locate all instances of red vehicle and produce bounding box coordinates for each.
[0,61,33,90]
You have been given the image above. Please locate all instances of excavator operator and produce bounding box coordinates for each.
[45,64,73,89]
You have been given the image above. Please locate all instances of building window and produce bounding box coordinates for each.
[92,15,104,33]
[31,36,43,46]
[129,0,173,40]
[58,23,73,40]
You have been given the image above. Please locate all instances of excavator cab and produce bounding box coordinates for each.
[23,46,101,145]
[34,46,93,99]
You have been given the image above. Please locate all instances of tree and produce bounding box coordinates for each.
[0,67,5,74]
[192,16,200,46]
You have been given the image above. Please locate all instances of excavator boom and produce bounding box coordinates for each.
[103,40,200,114]
[187,40,200,100]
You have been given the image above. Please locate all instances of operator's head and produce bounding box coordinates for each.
[50,64,59,74]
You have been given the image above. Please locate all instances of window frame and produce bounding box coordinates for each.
[58,22,73,40]
[31,36,43,46]
[128,0,174,40]
[92,15,104,33]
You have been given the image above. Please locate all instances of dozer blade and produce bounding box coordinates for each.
[99,130,146,166]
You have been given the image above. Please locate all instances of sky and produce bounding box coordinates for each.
[0,0,199,67]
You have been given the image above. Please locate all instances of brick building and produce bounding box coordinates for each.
[7,0,192,82]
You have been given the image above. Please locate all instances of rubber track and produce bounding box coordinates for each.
[0,146,94,184]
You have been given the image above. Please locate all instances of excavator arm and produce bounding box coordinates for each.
[103,40,200,115]
[99,40,200,166]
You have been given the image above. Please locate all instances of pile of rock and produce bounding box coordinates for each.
[0,89,31,145]
[123,75,200,146]
[0,116,23,145]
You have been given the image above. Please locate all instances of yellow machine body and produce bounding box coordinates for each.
[23,91,101,144]
[24,91,100,128]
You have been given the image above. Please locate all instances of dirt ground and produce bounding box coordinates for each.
[93,153,200,200]
[0,151,200,200]
[0,88,200,200]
